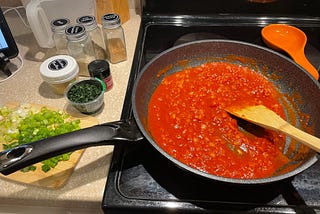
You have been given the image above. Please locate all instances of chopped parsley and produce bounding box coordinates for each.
[67,80,103,103]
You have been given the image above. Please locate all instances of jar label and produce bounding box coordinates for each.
[103,75,113,91]
[52,18,69,27]
[102,14,119,22]
[66,25,85,35]
[77,15,95,24]
[48,59,68,71]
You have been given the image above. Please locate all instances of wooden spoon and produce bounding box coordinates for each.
[225,105,320,152]
[261,24,319,80]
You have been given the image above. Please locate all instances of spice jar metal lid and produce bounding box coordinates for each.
[65,25,87,41]
[40,55,79,84]
[76,15,98,31]
[101,13,121,29]
[51,18,70,33]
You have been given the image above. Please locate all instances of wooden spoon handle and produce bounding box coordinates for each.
[279,123,320,153]
[226,105,320,153]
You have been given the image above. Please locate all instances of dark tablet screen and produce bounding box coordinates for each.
[0,8,18,59]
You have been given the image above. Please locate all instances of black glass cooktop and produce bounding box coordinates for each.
[102,12,320,214]
[141,0,320,17]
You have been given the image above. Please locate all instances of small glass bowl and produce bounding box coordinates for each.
[65,78,106,114]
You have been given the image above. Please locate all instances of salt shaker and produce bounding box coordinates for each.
[76,15,107,60]
[65,24,96,76]
[50,18,70,54]
[101,13,127,64]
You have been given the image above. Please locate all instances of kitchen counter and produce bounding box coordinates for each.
[0,7,141,214]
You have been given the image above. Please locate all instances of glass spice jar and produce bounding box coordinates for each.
[101,13,127,64]
[76,15,107,60]
[40,55,79,95]
[88,59,113,91]
[65,24,96,76]
[50,18,70,54]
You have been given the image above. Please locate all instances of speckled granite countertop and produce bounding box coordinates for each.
[0,8,140,214]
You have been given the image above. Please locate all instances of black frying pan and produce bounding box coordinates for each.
[0,40,319,184]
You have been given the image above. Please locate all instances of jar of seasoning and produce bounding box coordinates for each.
[88,59,113,91]
[40,55,79,95]
[76,15,107,60]
[50,18,70,54]
[101,13,127,64]
[65,24,96,76]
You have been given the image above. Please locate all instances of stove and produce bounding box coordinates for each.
[102,1,320,213]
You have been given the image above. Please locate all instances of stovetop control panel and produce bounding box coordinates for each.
[141,0,320,17]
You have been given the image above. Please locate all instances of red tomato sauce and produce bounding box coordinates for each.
[148,62,290,179]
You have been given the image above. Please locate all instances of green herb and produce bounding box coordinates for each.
[67,81,102,103]
[0,105,81,173]
[20,165,36,172]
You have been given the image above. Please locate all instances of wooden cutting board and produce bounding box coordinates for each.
[0,103,99,189]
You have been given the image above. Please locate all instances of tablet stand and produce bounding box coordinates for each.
[0,52,12,77]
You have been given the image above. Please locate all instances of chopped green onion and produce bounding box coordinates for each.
[0,105,81,173]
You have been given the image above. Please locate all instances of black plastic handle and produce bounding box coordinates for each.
[0,119,143,175]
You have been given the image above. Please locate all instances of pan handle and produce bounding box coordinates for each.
[0,118,143,175]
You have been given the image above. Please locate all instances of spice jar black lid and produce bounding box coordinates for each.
[51,18,70,32]
[65,24,86,40]
[76,15,98,31]
[51,18,70,27]
[76,15,95,25]
[88,59,110,77]
[101,13,121,29]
